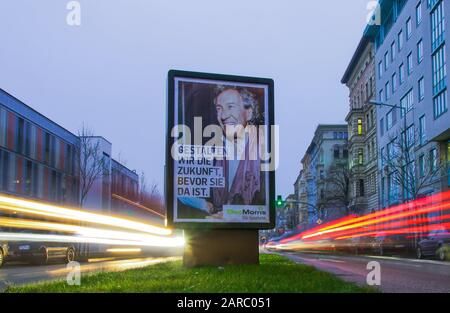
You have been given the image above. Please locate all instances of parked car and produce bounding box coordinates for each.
[417,228,450,261]
[335,237,361,255]
[0,241,9,267]
[8,241,76,265]
[370,233,413,256]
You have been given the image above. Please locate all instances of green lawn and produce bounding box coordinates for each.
[6,254,376,293]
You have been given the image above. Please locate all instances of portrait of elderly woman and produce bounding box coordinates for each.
[210,86,266,214]
[176,81,267,220]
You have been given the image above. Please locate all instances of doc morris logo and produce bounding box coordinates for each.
[225,207,267,216]
[226,209,242,216]
[242,207,267,216]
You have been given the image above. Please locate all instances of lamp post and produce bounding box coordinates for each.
[284,200,320,227]
[369,100,407,136]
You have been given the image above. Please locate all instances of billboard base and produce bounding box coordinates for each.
[183,229,259,267]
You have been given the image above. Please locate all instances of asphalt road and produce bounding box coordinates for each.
[279,251,450,293]
[0,256,181,291]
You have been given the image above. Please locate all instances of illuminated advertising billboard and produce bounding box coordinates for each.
[166,70,276,229]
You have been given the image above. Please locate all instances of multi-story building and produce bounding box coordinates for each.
[341,37,379,215]
[293,170,309,228]
[300,125,349,224]
[0,89,79,206]
[110,159,165,224]
[366,0,450,208]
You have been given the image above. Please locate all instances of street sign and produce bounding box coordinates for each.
[166,70,276,230]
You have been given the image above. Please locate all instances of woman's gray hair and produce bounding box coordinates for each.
[213,85,263,125]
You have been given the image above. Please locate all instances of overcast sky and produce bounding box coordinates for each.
[0,0,370,197]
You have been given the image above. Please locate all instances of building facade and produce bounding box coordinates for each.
[300,125,349,224]
[0,88,165,225]
[342,37,379,215]
[293,170,309,228]
[367,0,450,208]
[0,89,79,206]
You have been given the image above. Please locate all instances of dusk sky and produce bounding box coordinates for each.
[0,1,371,197]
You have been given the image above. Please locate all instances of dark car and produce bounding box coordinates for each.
[335,237,363,255]
[370,233,414,256]
[417,228,450,261]
[0,242,9,267]
[8,241,76,265]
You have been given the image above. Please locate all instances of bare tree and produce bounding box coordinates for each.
[139,171,165,214]
[321,163,351,217]
[77,125,110,206]
[116,151,128,167]
[381,125,445,202]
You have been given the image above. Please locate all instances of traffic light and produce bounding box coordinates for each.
[276,195,284,208]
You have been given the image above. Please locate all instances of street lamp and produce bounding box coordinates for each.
[369,100,407,132]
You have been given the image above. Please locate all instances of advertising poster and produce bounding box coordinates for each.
[166,70,275,229]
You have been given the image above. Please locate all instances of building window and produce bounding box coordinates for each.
[381,147,385,166]
[378,61,383,79]
[416,2,423,25]
[399,63,405,84]
[419,154,425,177]
[386,110,394,130]
[433,89,448,118]
[343,149,348,159]
[391,41,396,61]
[380,118,384,136]
[388,172,398,205]
[431,1,445,51]
[379,89,384,102]
[404,124,414,148]
[418,77,425,101]
[384,52,389,71]
[419,115,427,145]
[17,117,24,154]
[406,17,412,39]
[403,162,415,201]
[417,40,424,63]
[407,53,413,74]
[400,89,414,116]
[430,148,438,172]
[359,179,365,197]
[365,82,370,101]
[334,146,340,159]
[387,140,395,160]
[392,73,397,93]
[385,81,390,100]
[44,132,50,165]
[357,118,363,135]
[398,30,404,51]
[432,45,447,95]
[358,149,364,165]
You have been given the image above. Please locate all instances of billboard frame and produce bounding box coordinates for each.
[166,69,275,230]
